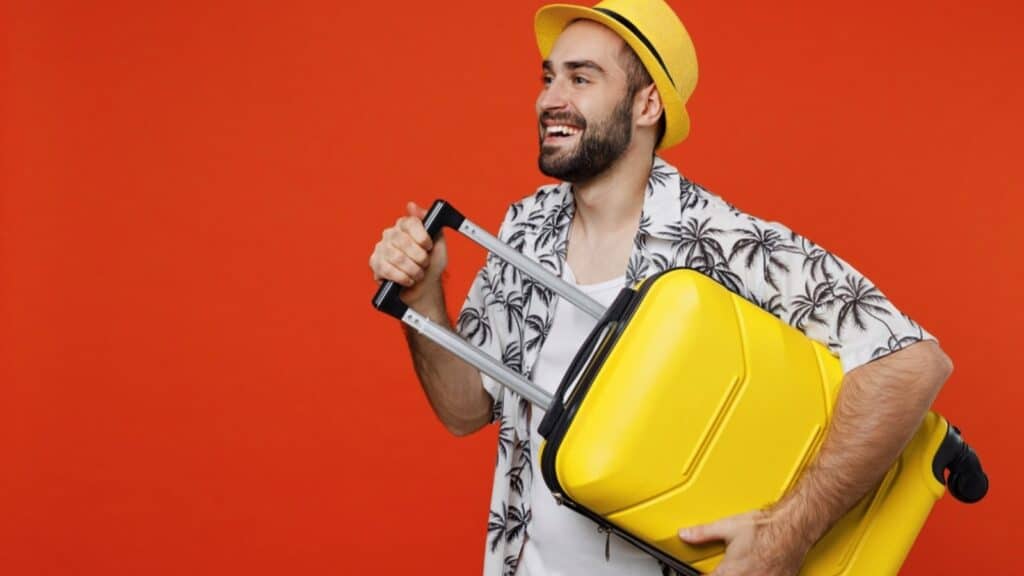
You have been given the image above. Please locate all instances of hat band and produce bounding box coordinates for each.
[594,7,676,88]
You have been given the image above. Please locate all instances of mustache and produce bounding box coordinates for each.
[540,111,586,129]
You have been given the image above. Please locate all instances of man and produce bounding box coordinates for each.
[368,1,952,574]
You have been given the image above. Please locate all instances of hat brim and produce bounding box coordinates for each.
[535,4,689,150]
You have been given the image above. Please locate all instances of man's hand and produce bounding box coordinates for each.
[369,201,448,310]
[679,510,808,576]
[677,340,952,576]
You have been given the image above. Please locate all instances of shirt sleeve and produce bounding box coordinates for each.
[456,259,505,409]
[716,211,936,374]
[454,201,526,416]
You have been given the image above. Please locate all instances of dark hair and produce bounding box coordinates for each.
[618,43,667,147]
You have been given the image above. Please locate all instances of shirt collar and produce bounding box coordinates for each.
[639,156,684,241]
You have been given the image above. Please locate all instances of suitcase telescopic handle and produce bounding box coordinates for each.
[371,199,607,410]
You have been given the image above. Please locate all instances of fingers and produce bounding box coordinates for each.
[406,201,428,220]
[385,227,429,267]
[369,202,436,288]
[396,216,433,253]
[376,259,416,287]
[372,241,425,284]
[390,244,426,281]
[679,515,739,545]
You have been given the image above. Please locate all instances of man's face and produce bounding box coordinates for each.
[537,20,635,183]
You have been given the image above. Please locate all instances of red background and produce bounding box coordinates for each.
[3,0,1021,573]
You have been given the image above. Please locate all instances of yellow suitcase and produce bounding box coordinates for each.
[372,200,988,575]
[536,268,987,575]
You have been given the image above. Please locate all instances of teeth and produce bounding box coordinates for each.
[546,125,580,137]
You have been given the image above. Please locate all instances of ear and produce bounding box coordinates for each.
[634,83,664,129]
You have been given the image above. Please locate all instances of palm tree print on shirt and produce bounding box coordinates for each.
[750,292,786,317]
[728,223,799,291]
[487,503,507,553]
[647,162,675,196]
[834,274,924,359]
[835,275,896,338]
[535,201,571,256]
[790,280,836,330]
[456,306,492,347]
[626,250,650,286]
[872,313,926,358]
[524,312,553,353]
[794,235,842,283]
[679,176,711,212]
[508,438,531,496]
[665,216,727,267]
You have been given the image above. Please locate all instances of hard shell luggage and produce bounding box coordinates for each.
[372,199,988,575]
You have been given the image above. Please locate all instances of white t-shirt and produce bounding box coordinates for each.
[516,265,661,576]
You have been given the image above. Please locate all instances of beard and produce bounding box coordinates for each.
[538,93,633,184]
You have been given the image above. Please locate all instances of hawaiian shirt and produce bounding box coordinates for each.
[455,156,934,576]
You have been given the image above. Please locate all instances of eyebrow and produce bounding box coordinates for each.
[541,59,606,75]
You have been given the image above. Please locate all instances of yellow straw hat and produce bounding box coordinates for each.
[535,0,698,150]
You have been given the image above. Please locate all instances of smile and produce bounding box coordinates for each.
[545,124,582,137]
[542,124,583,145]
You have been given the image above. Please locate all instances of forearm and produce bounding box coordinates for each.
[403,285,493,437]
[772,340,953,549]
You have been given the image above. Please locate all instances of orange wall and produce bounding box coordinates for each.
[2,0,1021,573]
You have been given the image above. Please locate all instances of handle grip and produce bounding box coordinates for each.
[371,199,465,320]
[538,287,636,438]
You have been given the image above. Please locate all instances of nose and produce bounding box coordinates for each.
[537,76,569,113]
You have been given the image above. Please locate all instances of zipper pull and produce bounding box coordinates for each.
[597,524,611,561]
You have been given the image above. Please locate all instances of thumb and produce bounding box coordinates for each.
[407,201,428,220]
[678,516,738,545]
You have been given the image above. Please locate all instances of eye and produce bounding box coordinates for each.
[541,74,553,86]
[572,75,589,85]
